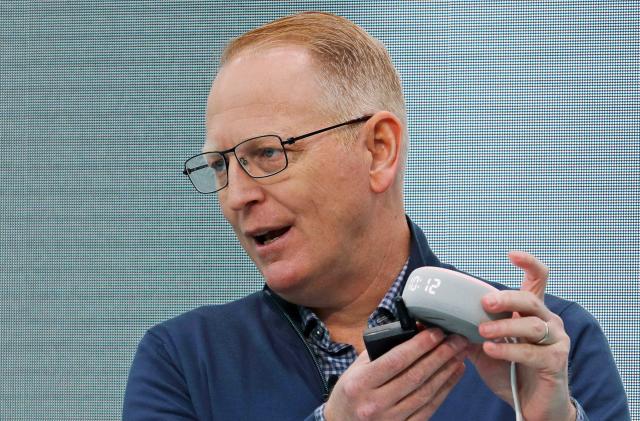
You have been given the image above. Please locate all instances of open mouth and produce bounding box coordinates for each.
[254,226,291,246]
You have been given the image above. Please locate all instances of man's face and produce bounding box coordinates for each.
[205,45,375,305]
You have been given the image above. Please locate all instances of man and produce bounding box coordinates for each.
[123,12,629,420]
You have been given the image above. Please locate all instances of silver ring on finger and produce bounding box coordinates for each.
[535,320,550,345]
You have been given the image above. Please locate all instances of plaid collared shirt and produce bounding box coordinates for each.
[298,260,409,421]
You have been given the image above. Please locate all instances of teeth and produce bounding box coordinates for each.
[263,236,280,245]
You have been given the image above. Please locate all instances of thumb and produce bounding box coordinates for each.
[508,250,549,300]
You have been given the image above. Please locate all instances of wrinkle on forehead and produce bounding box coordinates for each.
[205,97,295,152]
[203,110,296,153]
[206,100,292,133]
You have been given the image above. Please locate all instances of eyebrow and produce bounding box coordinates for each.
[202,124,295,154]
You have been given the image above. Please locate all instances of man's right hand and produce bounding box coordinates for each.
[324,329,468,421]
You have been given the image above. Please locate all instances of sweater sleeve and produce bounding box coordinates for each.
[560,302,630,420]
[122,330,198,421]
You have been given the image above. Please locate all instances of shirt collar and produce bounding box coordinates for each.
[298,258,409,339]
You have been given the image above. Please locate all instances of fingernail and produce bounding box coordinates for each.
[430,328,444,342]
[451,335,468,350]
[484,341,498,352]
[485,294,496,307]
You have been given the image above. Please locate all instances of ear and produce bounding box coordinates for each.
[364,111,403,193]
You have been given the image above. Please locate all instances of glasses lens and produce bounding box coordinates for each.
[235,136,287,178]
[185,152,227,193]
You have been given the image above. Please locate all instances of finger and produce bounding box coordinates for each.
[351,349,372,366]
[405,361,466,421]
[379,334,468,404]
[368,328,446,386]
[479,316,552,343]
[482,290,554,320]
[415,322,428,331]
[482,340,568,370]
[393,346,466,417]
[508,250,549,299]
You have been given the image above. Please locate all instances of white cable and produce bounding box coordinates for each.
[511,360,523,421]
[506,337,523,421]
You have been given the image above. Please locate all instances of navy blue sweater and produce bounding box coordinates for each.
[123,221,629,420]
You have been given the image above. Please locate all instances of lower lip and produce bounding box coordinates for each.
[254,227,292,256]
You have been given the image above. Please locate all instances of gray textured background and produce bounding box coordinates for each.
[1,1,637,419]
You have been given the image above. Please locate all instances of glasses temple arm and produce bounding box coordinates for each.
[183,164,209,175]
[282,115,372,145]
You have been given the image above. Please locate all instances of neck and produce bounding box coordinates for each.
[312,211,410,352]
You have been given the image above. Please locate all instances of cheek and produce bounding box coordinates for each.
[288,161,337,205]
[218,199,243,237]
[290,154,370,221]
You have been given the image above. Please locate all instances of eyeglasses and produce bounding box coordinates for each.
[183,115,372,194]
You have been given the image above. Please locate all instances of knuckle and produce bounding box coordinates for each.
[435,342,454,360]
[356,402,378,420]
[497,290,511,305]
[552,346,568,361]
[557,334,571,353]
[384,350,407,373]
[552,314,565,329]
[541,263,550,279]
[530,295,543,311]
[533,319,546,337]
[405,365,427,388]
[415,379,437,402]
[342,378,361,399]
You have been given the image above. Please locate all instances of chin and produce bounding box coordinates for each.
[261,263,309,301]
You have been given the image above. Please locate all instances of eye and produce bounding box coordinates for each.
[209,157,226,173]
[260,147,278,158]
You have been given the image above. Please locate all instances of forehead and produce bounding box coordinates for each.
[204,45,325,151]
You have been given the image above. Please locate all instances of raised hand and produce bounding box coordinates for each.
[467,251,576,421]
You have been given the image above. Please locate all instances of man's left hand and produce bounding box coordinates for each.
[467,251,577,421]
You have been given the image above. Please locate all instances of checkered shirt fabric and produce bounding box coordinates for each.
[298,260,409,420]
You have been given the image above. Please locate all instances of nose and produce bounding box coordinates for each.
[220,155,265,211]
